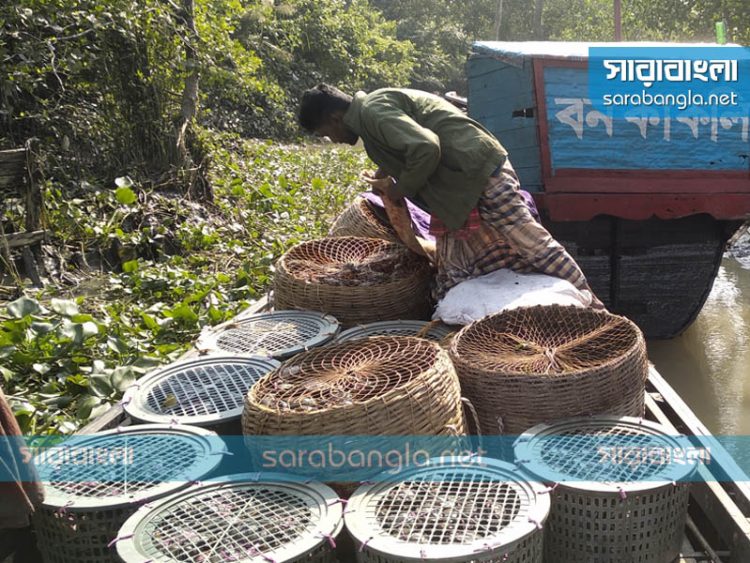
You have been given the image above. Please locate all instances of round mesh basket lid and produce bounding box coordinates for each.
[35,424,223,510]
[513,416,700,493]
[336,320,454,344]
[196,310,340,359]
[116,473,343,563]
[451,304,643,375]
[345,457,550,562]
[123,356,280,426]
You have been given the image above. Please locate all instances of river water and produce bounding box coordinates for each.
[647,246,750,436]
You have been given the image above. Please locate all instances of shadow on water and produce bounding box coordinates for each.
[648,257,750,436]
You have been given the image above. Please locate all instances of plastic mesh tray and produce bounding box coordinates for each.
[345,458,549,562]
[197,310,339,359]
[33,425,223,563]
[513,417,696,562]
[335,320,454,344]
[116,473,343,563]
[36,424,222,510]
[123,356,279,427]
[513,416,698,491]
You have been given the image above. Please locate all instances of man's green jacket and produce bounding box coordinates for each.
[343,88,508,231]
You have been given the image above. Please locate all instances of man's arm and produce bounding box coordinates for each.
[362,102,441,199]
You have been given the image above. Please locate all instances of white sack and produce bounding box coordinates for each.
[433,268,593,325]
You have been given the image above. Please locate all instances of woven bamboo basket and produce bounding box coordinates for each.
[514,417,698,563]
[243,337,464,437]
[329,197,399,242]
[243,337,466,487]
[449,305,648,435]
[345,457,549,562]
[273,237,432,328]
[116,473,343,563]
[33,425,223,563]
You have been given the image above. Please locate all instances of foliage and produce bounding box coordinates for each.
[1,137,368,433]
[371,0,470,93]
[0,0,412,181]
[479,0,750,44]
[223,0,415,137]
[1,0,189,181]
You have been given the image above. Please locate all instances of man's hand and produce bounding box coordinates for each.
[360,171,401,200]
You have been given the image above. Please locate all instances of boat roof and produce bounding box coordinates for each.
[472,41,740,62]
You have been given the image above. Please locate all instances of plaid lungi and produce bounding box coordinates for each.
[433,160,590,299]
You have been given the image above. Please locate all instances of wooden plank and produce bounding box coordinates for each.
[649,367,750,512]
[77,403,125,434]
[0,149,27,193]
[0,148,27,161]
[0,176,25,193]
[4,230,45,249]
[645,387,750,561]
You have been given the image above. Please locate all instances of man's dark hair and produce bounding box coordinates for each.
[298,84,352,132]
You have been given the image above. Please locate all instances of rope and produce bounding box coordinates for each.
[107,533,134,548]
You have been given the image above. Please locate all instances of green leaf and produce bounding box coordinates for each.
[111,366,135,392]
[89,373,114,398]
[61,321,100,343]
[207,306,224,323]
[115,186,137,205]
[41,395,73,408]
[70,314,95,323]
[30,321,55,334]
[32,363,51,375]
[106,336,129,355]
[76,395,102,420]
[132,356,162,369]
[122,259,139,273]
[140,313,159,330]
[0,366,14,383]
[169,304,199,325]
[7,297,41,319]
[50,298,79,317]
[65,374,88,387]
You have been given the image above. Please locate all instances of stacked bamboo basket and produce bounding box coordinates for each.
[273,236,432,327]
[242,335,465,435]
[449,304,648,435]
[329,197,399,242]
[345,458,551,563]
[514,417,697,563]
[33,425,222,563]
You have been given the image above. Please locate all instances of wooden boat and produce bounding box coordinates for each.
[61,294,750,563]
[466,42,750,339]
